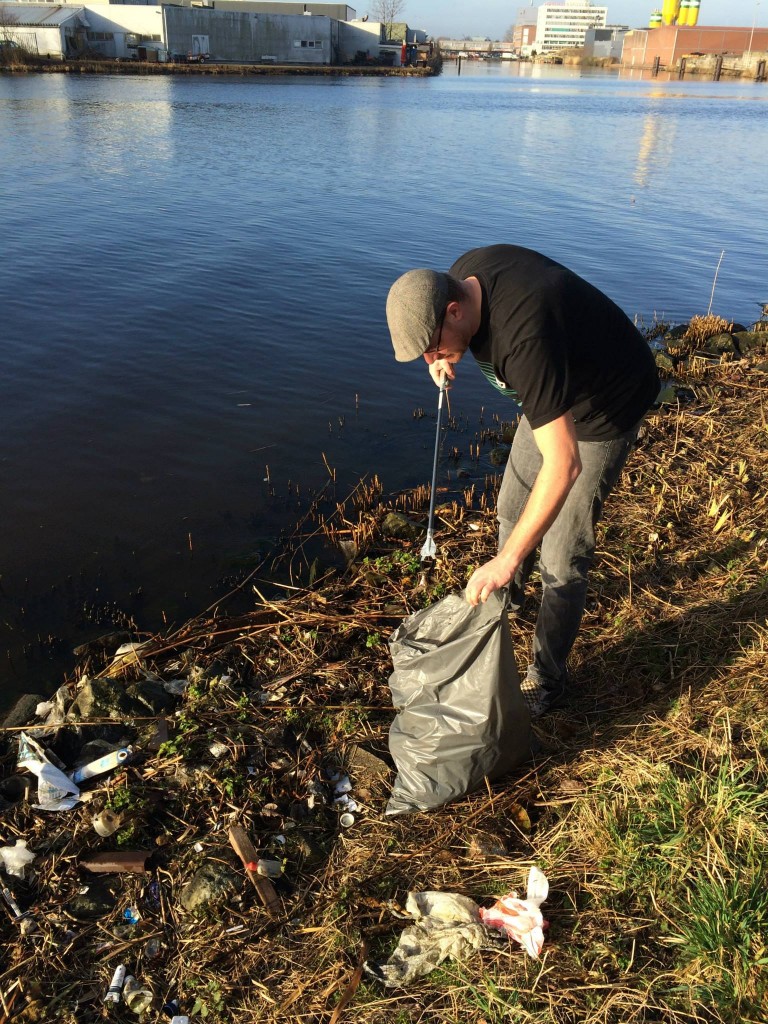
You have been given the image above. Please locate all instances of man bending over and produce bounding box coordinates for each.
[386,245,658,716]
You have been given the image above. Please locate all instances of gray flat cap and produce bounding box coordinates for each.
[386,269,451,362]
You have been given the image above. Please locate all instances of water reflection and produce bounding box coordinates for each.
[618,67,678,82]
[633,108,677,188]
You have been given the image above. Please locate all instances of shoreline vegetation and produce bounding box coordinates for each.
[0,56,438,77]
[2,52,764,80]
[1,314,767,1023]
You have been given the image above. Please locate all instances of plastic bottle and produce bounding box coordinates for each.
[123,906,141,926]
[123,975,153,1015]
[104,964,126,1004]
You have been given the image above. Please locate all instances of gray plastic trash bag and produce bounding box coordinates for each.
[385,589,531,816]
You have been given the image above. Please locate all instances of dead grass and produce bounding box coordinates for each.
[682,314,735,347]
[1,353,767,1023]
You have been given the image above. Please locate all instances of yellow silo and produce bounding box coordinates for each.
[678,0,691,24]
[662,0,679,25]
[687,0,701,26]
[649,10,663,28]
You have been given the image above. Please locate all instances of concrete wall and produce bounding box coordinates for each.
[681,49,768,74]
[10,24,68,57]
[338,19,381,61]
[623,25,768,67]
[163,6,333,62]
[84,3,164,58]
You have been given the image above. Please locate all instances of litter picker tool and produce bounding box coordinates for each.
[420,375,447,561]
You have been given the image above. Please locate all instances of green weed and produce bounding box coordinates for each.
[573,747,768,1020]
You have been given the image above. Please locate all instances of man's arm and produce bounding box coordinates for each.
[465,412,581,606]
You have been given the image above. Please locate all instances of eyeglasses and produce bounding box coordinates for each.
[424,307,447,357]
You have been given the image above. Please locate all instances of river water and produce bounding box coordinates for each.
[1,62,766,709]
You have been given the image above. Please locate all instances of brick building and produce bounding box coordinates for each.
[622,24,768,68]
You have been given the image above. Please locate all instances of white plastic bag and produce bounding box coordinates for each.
[17,732,80,811]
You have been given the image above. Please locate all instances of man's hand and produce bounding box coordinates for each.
[466,553,517,606]
[428,359,456,388]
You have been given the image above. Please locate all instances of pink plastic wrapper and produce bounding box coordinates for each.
[479,866,549,958]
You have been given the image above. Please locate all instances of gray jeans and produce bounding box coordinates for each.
[497,415,639,692]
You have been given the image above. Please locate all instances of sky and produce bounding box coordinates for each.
[386,0,764,40]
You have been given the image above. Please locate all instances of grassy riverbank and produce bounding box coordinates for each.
[1,339,767,1023]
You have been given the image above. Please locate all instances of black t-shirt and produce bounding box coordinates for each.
[449,245,659,441]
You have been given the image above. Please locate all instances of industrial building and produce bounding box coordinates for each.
[583,25,628,60]
[629,0,768,69]
[510,5,537,54]
[1,3,337,61]
[437,38,504,57]
[622,24,768,68]
[163,5,337,63]
[1,3,87,58]
[182,1,356,17]
[534,0,607,54]
[0,0,428,63]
